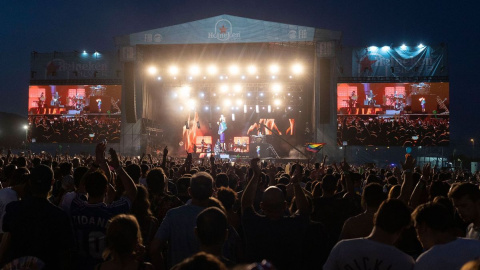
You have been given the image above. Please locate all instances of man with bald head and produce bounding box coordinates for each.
[241,158,310,270]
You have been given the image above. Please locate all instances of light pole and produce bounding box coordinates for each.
[23,125,28,150]
[471,138,475,160]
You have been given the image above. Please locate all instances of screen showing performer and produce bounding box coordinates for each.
[27,85,122,143]
[336,82,449,146]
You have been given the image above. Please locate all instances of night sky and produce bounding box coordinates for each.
[1,0,479,153]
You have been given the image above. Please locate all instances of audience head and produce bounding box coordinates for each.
[125,164,141,184]
[146,168,167,195]
[195,207,228,247]
[362,183,387,210]
[412,202,455,249]
[84,170,108,199]
[189,172,214,201]
[448,183,480,224]
[261,186,286,219]
[216,187,237,211]
[103,214,142,259]
[28,164,54,197]
[374,199,411,235]
[171,252,227,270]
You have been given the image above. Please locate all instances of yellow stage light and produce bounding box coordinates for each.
[233,84,242,92]
[272,83,282,93]
[292,63,303,75]
[229,65,240,75]
[207,65,218,75]
[147,66,157,75]
[269,64,280,74]
[169,66,179,76]
[189,65,200,76]
[274,99,281,106]
[247,65,257,75]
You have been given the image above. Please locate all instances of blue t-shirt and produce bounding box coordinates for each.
[154,203,204,267]
[70,196,131,269]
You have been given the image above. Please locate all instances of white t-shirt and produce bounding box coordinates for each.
[0,187,18,233]
[415,238,480,270]
[323,238,414,270]
[466,223,480,240]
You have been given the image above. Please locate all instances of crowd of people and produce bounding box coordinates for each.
[0,144,479,270]
[337,115,450,146]
[28,116,121,144]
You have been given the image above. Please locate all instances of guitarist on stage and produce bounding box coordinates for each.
[366,90,376,106]
[217,115,227,152]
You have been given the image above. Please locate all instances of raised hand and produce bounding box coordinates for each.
[250,158,261,176]
[108,148,120,169]
[402,154,416,171]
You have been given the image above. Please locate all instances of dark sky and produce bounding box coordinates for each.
[1,0,479,151]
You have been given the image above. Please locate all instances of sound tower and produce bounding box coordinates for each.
[124,62,137,123]
[319,59,331,124]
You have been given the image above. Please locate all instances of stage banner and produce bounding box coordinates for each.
[30,51,121,80]
[352,45,447,77]
[115,15,339,46]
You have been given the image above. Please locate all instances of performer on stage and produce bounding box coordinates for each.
[366,90,376,106]
[217,115,227,152]
[419,97,426,112]
[96,98,102,112]
[51,92,61,106]
[348,91,357,113]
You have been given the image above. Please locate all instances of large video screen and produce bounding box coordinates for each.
[27,85,122,143]
[336,82,449,146]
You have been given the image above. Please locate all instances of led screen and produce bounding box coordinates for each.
[336,82,449,146]
[27,85,122,143]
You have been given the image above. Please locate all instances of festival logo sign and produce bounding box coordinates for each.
[208,19,241,41]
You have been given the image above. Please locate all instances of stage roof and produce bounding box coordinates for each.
[115,14,342,46]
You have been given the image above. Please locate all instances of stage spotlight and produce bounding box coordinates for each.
[247,93,251,97]
[188,76,193,80]
[223,99,232,106]
[232,114,235,121]
[157,76,162,81]
[199,92,205,98]
[268,105,271,113]
[219,76,224,80]
[216,106,220,110]
[418,43,425,48]
[291,63,303,75]
[368,46,378,52]
[207,65,218,75]
[82,50,87,55]
[256,76,259,79]
[233,84,242,92]
[220,84,229,93]
[189,65,200,76]
[247,65,257,75]
[147,66,157,75]
[205,106,209,110]
[271,76,276,79]
[244,105,247,113]
[241,75,246,80]
[269,64,280,74]
[169,66,179,76]
[255,105,259,113]
[180,86,191,97]
[381,46,390,51]
[172,92,178,98]
[203,76,207,80]
[289,75,293,79]
[229,65,240,75]
[274,99,281,106]
[401,44,407,50]
[272,83,282,93]
[259,93,264,97]
[179,106,184,111]
[187,99,196,110]
[236,99,243,106]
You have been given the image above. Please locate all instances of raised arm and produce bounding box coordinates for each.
[291,165,310,215]
[398,154,415,204]
[109,148,137,203]
[241,158,261,213]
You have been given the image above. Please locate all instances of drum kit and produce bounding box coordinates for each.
[387,94,406,110]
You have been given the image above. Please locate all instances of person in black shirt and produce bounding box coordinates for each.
[1,165,74,269]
